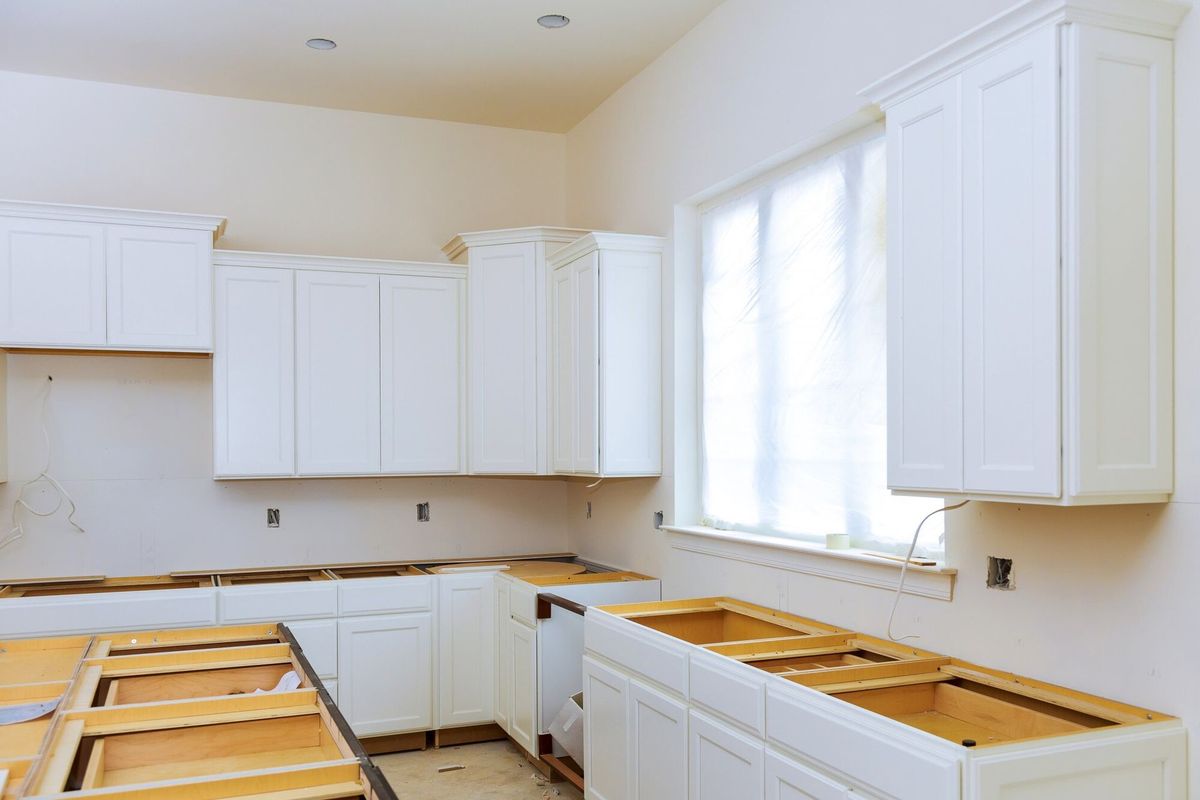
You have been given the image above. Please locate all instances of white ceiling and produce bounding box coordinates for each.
[0,0,724,133]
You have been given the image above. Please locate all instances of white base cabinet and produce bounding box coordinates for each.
[508,617,539,756]
[690,710,764,800]
[583,655,630,800]
[338,612,433,737]
[765,750,857,800]
[629,680,688,800]
[437,572,496,728]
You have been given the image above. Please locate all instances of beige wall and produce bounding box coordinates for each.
[0,70,571,576]
[564,0,1200,792]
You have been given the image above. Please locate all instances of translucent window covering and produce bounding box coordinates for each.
[700,133,943,556]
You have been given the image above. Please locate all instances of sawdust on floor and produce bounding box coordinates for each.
[373,740,584,800]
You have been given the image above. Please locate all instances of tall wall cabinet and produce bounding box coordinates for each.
[213,251,466,478]
[862,0,1186,505]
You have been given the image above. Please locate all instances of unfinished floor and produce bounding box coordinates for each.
[374,740,584,800]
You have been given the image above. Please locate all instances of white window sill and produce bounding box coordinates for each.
[662,525,957,601]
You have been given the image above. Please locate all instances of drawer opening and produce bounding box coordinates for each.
[748,649,898,673]
[2,577,214,597]
[837,678,1115,747]
[630,609,808,644]
[217,571,332,586]
[97,663,297,706]
[327,565,429,579]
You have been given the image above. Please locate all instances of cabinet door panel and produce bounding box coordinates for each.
[629,680,687,800]
[583,655,629,800]
[468,242,539,473]
[437,573,495,727]
[286,618,338,679]
[494,579,512,731]
[551,264,575,473]
[690,710,765,800]
[337,613,432,736]
[962,27,1060,496]
[766,750,850,800]
[213,266,295,477]
[0,218,105,345]
[509,618,538,756]
[381,274,464,473]
[885,79,963,492]
[572,253,600,474]
[106,225,212,349]
[296,270,380,474]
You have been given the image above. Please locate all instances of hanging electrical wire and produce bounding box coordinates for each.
[886,499,970,643]
[3,376,85,552]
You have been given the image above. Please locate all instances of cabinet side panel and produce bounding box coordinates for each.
[1066,25,1173,497]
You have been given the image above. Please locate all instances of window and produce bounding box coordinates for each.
[700,130,943,556]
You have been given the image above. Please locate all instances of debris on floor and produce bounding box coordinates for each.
[437,764,466,773]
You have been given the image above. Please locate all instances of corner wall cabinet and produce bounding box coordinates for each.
[442,227,590,474]
[549,233,664,477]
[863,0,1185,504]
[213,251,465,478]
[0,200,225,352]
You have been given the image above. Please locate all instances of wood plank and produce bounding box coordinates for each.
[542,753,584,791]
[808,671,956,695]
[713,600,838,635]
[81,739,105,790]
[932,683,1086,740]
[67,690,319,736]
[100,625,281,653]
[0,682,69,704]
[89,644,292,677]
[32,719,84,795]
[102,715,325,772]
[68,667,102,709]
[704,633,854,659]
[784,657,951,688]
[110,664,292,705]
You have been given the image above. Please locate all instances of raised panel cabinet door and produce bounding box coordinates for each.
[690,710,765,800]
[961,27,1061,497]
[381,274,464,473]
[628,679,687,800]
[285,618,338,679]
[582,655,629,800]
[765,750,851,800]
[1066,26,1174,498]
[551,264,575,473]
[212,266,295,477]
[437,573,495,727]
[468,242,539,474]
[885,78,963,493]
[494,579,512,732]
[106,225,213,350]
[0,217,106,346]
[296,270,381,475]
[509,617,539,757]
[571,253,600,474]
[337,613,432,737]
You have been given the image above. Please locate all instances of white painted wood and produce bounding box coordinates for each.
[437,572,495,728]
[295,270,381,475]
[323,679,338,705]
[688,649,766,737]
[0,589,218,637]
[583,655,629,800]
[765,749,852,800]
[628,679,688,800]
[0,217,106,346]
[961,26,1060,497]
[689,709,765,800]
[508,578,538,627]
[286,618,338,679]
[572,252,600,474]
[213,265,295,477]
[337,575,433,616]
[552,262,576,473]
[105,225,212,350]
[885,77,963,493]
[585,608,689,698]
[468,242,540,474]
[1065,25,1174,498]
[380,274,464,474]
[218,583,339,623]
[494,577,512,732]
[509,617,539,757]
[337,612,433,736]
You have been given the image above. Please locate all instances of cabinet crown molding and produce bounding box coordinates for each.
[213,249,465,278]
[440,226,593,261]
[0,199,227,241]
[859,0,1190,108]
[547,232,666,269]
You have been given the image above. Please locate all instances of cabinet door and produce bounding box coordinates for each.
[106,225,213,350]
[629,679,687,800]
[551,264,575,473]
[494,579,512,732]
[337,613,432,736]
[961,27,1060,497]
[468,242,540,474]
[885,78,963,493]
[766,750,851,800]
[213,266,295,477]
[296,270,381,475]
[437,573,495,727]
[286,618,338,679]
[583,655,629,800]
[690,710,765,800]
[509,617,539,756]
[0,217,106,346]
[571,253,600,474]
[381,274,464,473]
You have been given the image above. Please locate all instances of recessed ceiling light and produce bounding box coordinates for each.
[537,14,570,29]
[305,38,337,50]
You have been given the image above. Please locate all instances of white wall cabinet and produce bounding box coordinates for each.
[549,233,664,477]
[0,202,224,351]
[864,0,1183,504]
[338,612,433,737]
[437,572,495,728]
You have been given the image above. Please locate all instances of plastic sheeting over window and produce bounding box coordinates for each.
[700,133,943,556]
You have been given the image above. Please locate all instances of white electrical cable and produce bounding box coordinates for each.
[886,499,970,643]
[4,376,85,552]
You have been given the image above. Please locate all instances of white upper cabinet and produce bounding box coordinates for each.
[443,227,591,475]
[0,201,224,351]
[862,0,1185,505]
[550,233,664,477]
